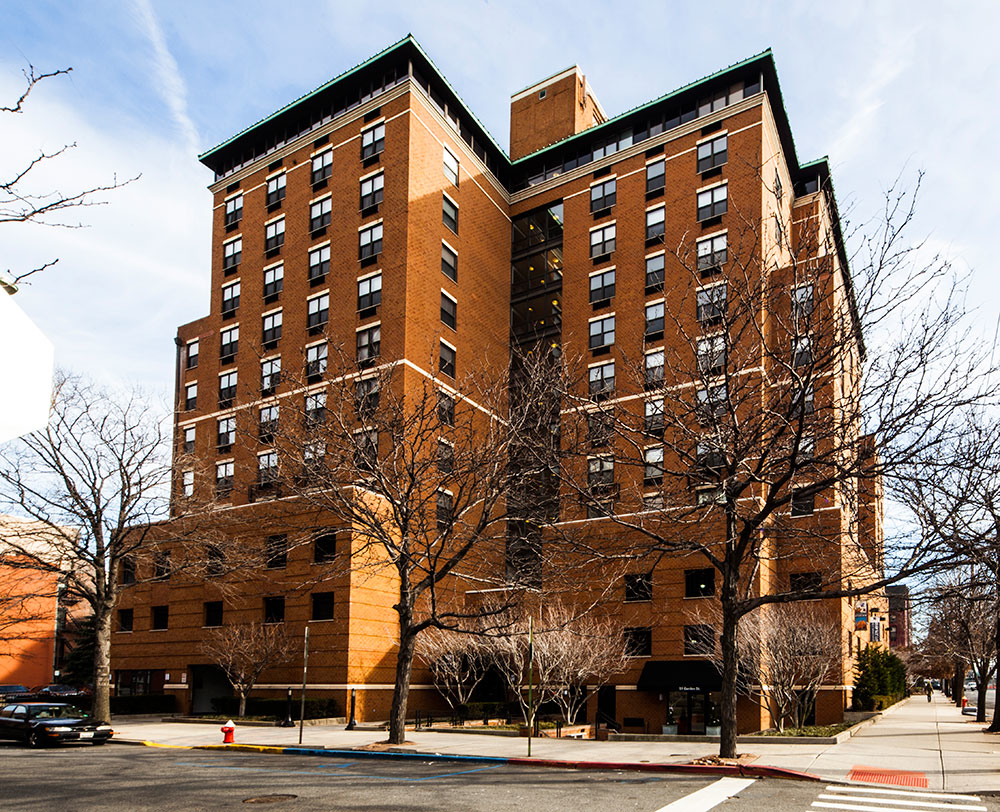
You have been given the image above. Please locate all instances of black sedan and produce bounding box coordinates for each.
[0,703,112,748]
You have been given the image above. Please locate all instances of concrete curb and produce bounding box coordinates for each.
[109,737,821,781]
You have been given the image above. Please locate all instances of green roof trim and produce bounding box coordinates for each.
[198,35,415,162]
[511,64,578,97]
[510,48,773,165]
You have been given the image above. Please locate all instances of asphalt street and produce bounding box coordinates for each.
[2,743,999,812]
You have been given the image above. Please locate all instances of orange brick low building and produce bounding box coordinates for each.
[111,36,886,732]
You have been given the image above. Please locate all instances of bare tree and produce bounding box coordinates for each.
[2,64,135,288]
[202,622,294,717]
[545,172,991,756]
[416,627,488,711]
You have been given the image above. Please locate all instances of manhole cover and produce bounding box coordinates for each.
[243,795,298,804]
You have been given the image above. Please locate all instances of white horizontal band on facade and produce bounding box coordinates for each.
[254,683,436,691]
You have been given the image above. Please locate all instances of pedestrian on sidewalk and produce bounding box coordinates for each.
[925,682,932,702]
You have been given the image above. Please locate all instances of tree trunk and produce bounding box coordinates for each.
[388,621,417,745]
[718,602,739,758]
[977,682,988,723]
[92,610,113,722]
[990,590,1000,731]
[238,691,247,718]
[953,661,965,708]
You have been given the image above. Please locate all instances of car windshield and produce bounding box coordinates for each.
[29,705,88,719]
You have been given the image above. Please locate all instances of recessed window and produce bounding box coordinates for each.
[643,446,663,485]
[440,292,456,330]
[685,568,715,598]
[697,184,728,220]
[182,470,194,497]
[589,268,615,303]
[154,551,172,580]
[441,243,458,281]
[792,284,814,323]
[697,234,727,273]
[624,573,653,602]
[266,172,286,206]
[696,383,727,421]
[359,222,383,259]
[360,172,384,209]
[311,149,332,184]
[442,195,458,233]
[645,301,664,337]
[314,533,337,563]
[305,392,327,425]
[309,244,330,281]
[184,382,197,411]
[443,147,459,186]
[589,315,615,350]
[697,134,727,173]
[265,217,285,251]
[684,624,714,655]
[260,357,281,393]
[185,339,199,370]
[696,284,726,326]
[262,310,283,345]
[792,335,812,367]
[646,159,665,193]
[646,205,665,240]
[221,281,240,317]
[437,439,454,474]
[625,626,652,657]
[791,488,815,516]
[306,343,328,379]
[259,404,279,439]
[310,196,332,231]
[590,223,616,258]
[697,335,726,375]
[358,273,382,311]
[589,361,615,397]
[355,376,380,416]
[219,326,238,362]
[120,557,136,585]
[224,194,243,227]
[307,294,329,331]
[182,425,196,453]
[645,253,665,289]
[216,416,235,451]
[436,490,453,531]
[438,392,455,426]
[439,341,456,377]
[696,484,724,506]
[312,591,335,621]
[357,324,381,365]
[218,371,237,407]
[223,237,241,270]
[590,178,616,212]
[117,608,134,632]
[696,439,724,472]
[263,263,283,298]
[151,605,169,631]
[263,596,285,624]
[361,122,385,160]
[644,350,664,387]
[257,451,278,486]
[203,601,223,628]
[644,397,664,434]
[790,571,822,592]
[354,427,378,473]
[587,409,611,447]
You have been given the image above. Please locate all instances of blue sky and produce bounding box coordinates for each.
[3,0,998,407]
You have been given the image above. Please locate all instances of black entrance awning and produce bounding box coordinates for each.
[636,660,722,692]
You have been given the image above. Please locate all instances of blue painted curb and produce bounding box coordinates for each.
[274,746,508,765]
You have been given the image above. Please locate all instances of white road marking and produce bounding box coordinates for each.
[816,794,986,811]
[654,777,755,811]
[823,788,983,803]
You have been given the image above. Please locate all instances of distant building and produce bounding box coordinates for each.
[886,585,912,649]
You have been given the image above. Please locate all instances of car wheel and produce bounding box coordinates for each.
[92,740,107,746]
[27,731,44,749]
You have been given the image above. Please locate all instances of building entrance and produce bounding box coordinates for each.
[190,665,232,715]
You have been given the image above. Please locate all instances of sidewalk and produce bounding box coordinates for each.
[110,695,1000,792]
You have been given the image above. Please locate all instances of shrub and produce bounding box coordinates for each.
[209,696,340,720]
[853,646,907,711]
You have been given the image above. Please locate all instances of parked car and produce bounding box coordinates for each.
[0,703,112,748]
[0,685,31,703]
[34,685,85,700]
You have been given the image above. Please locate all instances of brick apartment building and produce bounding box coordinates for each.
[111,36,885,732]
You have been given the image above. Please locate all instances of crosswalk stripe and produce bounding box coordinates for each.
[816,793,986,811]
[653,777,755,811]
[823,787,983,803]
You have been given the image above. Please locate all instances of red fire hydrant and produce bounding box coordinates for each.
[221,720,235,744]
[962,698,968,709]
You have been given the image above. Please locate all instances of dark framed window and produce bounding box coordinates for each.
[588,361,615,397]
[696,383,727,421]
[589,268,615,303]
[120,557,135,585]
[314,533,337,563]
[590,178,616,212]
[645,301,664,337]
[355,377,380,416]
[697,335,726,375]
[697,134,727,172]
[216,416,235,451]
[117,608,133,632]
[311,149,332,184]
[224,194,243,227]
[439,341,456,377]
[791,488,815,516]
[215,461,233,496]
[309,245,330,281]
[360,172,384,209]
[219,326,238,362]
[359,222,383,259]
[437,439,454,473]
[259,405,279,440]
[646,159,665,193]
[696,284,726,326]
[436,490,453,531]
[590,223,616,258]
[358,273,382,310]
[260,357,281,393]
[207,544,226,574]
[261,310,282,346]
[625,626,652,657]
[263,596,285,624]
[697,234,727,273]
[361,122,385,160]
[443,147,459,185]
[203,601,223,628]
[265,218,285,251]
[643,446,663,484]
[437,392,455,426]
[684,624,714,655]
[357,324,381,364]
[697,184,728,220]
[310,196,332,231]
[182,425,195,453]
[644,398,664,434]
[312,592,335,621]
[257,452,278,486]
[440,292,456,330]
[222,237,241,270]
[353,427,378,472]
[589,315,615,350]
[684,568,715,598]
[624,572,653,602]
[218,371,237,406]
[587,410,612,447]
[587,456,614,490]
[696,439,725,472]
[644,351,664,387]
[221,281,240,318]
[151,605,169,631]
[792,284,815,323]
[306,343,328,379]
[266,172,286,206]
[792,335,812,367]
[441,243,458,281]
[305,392,327,425]
[263,264,283,298]
[185,340,199,370]
[307,295,329,331]
[645,205,665,240]
[442,195,458,233]
[792,383,815,417]
[645,253,664,289]
[790,571,822,593]
[266,534,287,569]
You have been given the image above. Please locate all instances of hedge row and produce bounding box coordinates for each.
[110,694,177,715]
[210,697,340,720]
